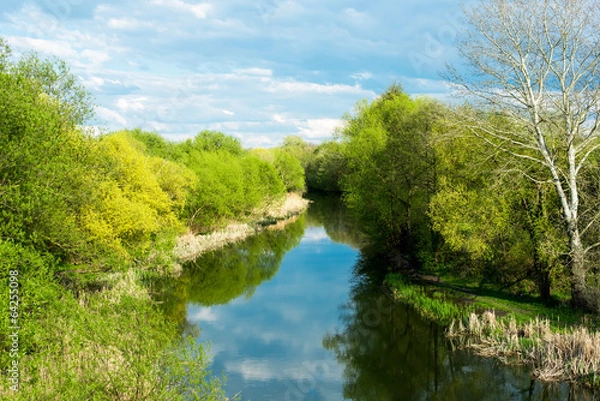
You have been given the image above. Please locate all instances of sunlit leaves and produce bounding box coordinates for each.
[340,84,440,249]
[81,132,183,255]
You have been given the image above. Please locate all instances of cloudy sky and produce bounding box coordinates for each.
[0,0,464,147]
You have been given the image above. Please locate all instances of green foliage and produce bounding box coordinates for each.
[279,135,315,167]
[80,132,185,258]
[183,150,285,230]
[0,51,99,262]
[188,130,244,156]
[304,141,346,193]
[429,115,567,299]
[12,54,94,124]
[125,129,288,232]
[127,128,182,160]
[340,84,441,251]
[0,37,11,71]
[274,149,306,193]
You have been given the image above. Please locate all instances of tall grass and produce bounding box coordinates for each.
[447,311,600,387]
[387,273,600,388]
[1,269,231,400]
[385,273,469,325]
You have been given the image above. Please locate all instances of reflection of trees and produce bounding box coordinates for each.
[306,193,364,249]
[323,253,584,401]
[152,215,305,331]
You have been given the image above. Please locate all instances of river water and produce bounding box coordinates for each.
[157,195,594,401]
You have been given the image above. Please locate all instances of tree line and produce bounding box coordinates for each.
[300,80,599,311]
[0,36,303,399]
[297,0,600,312]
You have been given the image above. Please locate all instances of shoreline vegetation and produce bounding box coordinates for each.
[4,0,600,394]
[385,273,600,389]
[174,193,309,263]
[0,37,310,399]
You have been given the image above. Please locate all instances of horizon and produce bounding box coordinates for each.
[0,0,463,147]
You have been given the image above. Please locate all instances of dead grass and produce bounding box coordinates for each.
[264,193,310,220]
[174,223,255,262]
[447,311,600,386]
[174,194,309,262]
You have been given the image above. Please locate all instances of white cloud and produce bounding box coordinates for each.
[343,8,374,26]
[151,0,212,19]
[116,97,148,112]
[81,49,111,65]
[272,114,287,124]
[107,17,155,31]
[0,0,455,146]
[235,68,273,77]
[5,36,78,59]
[351,71,373,81]
[241,135,276,148]
[268,81,367,95]
[295,118,343,139]
[95,106,127,126]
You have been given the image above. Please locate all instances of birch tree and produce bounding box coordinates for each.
[447,0,600,309]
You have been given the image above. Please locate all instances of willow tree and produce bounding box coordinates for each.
[447,0,600,309]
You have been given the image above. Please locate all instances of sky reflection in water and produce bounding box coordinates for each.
[183,198,593,401]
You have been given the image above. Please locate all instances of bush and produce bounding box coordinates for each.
[274,150,305,193]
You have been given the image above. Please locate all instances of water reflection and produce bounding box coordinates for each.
[152,215,306,332]
[324,252,595,401]
[153,195,596,400]
[305,193,364,250]
[187,222,358,400]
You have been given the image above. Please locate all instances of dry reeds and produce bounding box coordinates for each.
[174,223,255,262]
[447,311,600,386]
[174,194,309,262]
[264,193,310,220]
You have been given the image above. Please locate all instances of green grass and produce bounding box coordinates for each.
[391,272,599,331]
[385,271,600,389]
[385,274,470,325]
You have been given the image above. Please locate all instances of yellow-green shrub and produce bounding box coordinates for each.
[81,133,183,257]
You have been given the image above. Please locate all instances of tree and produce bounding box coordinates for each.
[430,119,566,301]
[81,133,183,257]
[0,48,98,261]
[304,141,347,193]
[273,150,305,193]
[340,85,440,252]
[447,0,600,309]
[190,130,243,155]
[280,135,315,168]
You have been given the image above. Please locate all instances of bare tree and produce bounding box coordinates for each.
[446,0,600,309]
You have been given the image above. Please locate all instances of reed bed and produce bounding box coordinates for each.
[447,311,600,386]
[174,194,309,262]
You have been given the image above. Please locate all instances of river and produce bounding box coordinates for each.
[155,195,594,401]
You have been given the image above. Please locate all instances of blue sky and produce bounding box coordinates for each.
[0,0,463,147]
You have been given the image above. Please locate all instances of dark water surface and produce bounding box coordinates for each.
[159,195,595,401]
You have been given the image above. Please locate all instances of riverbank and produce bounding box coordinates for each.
[1,194,307,400]
[174,193,309,263]
[385,273,600,389]
[0,251,230,400]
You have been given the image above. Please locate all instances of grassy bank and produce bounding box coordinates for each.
[1,193,308,399]
[174,193,309,262]
[385,273,600,388]
[1,258,230,400]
